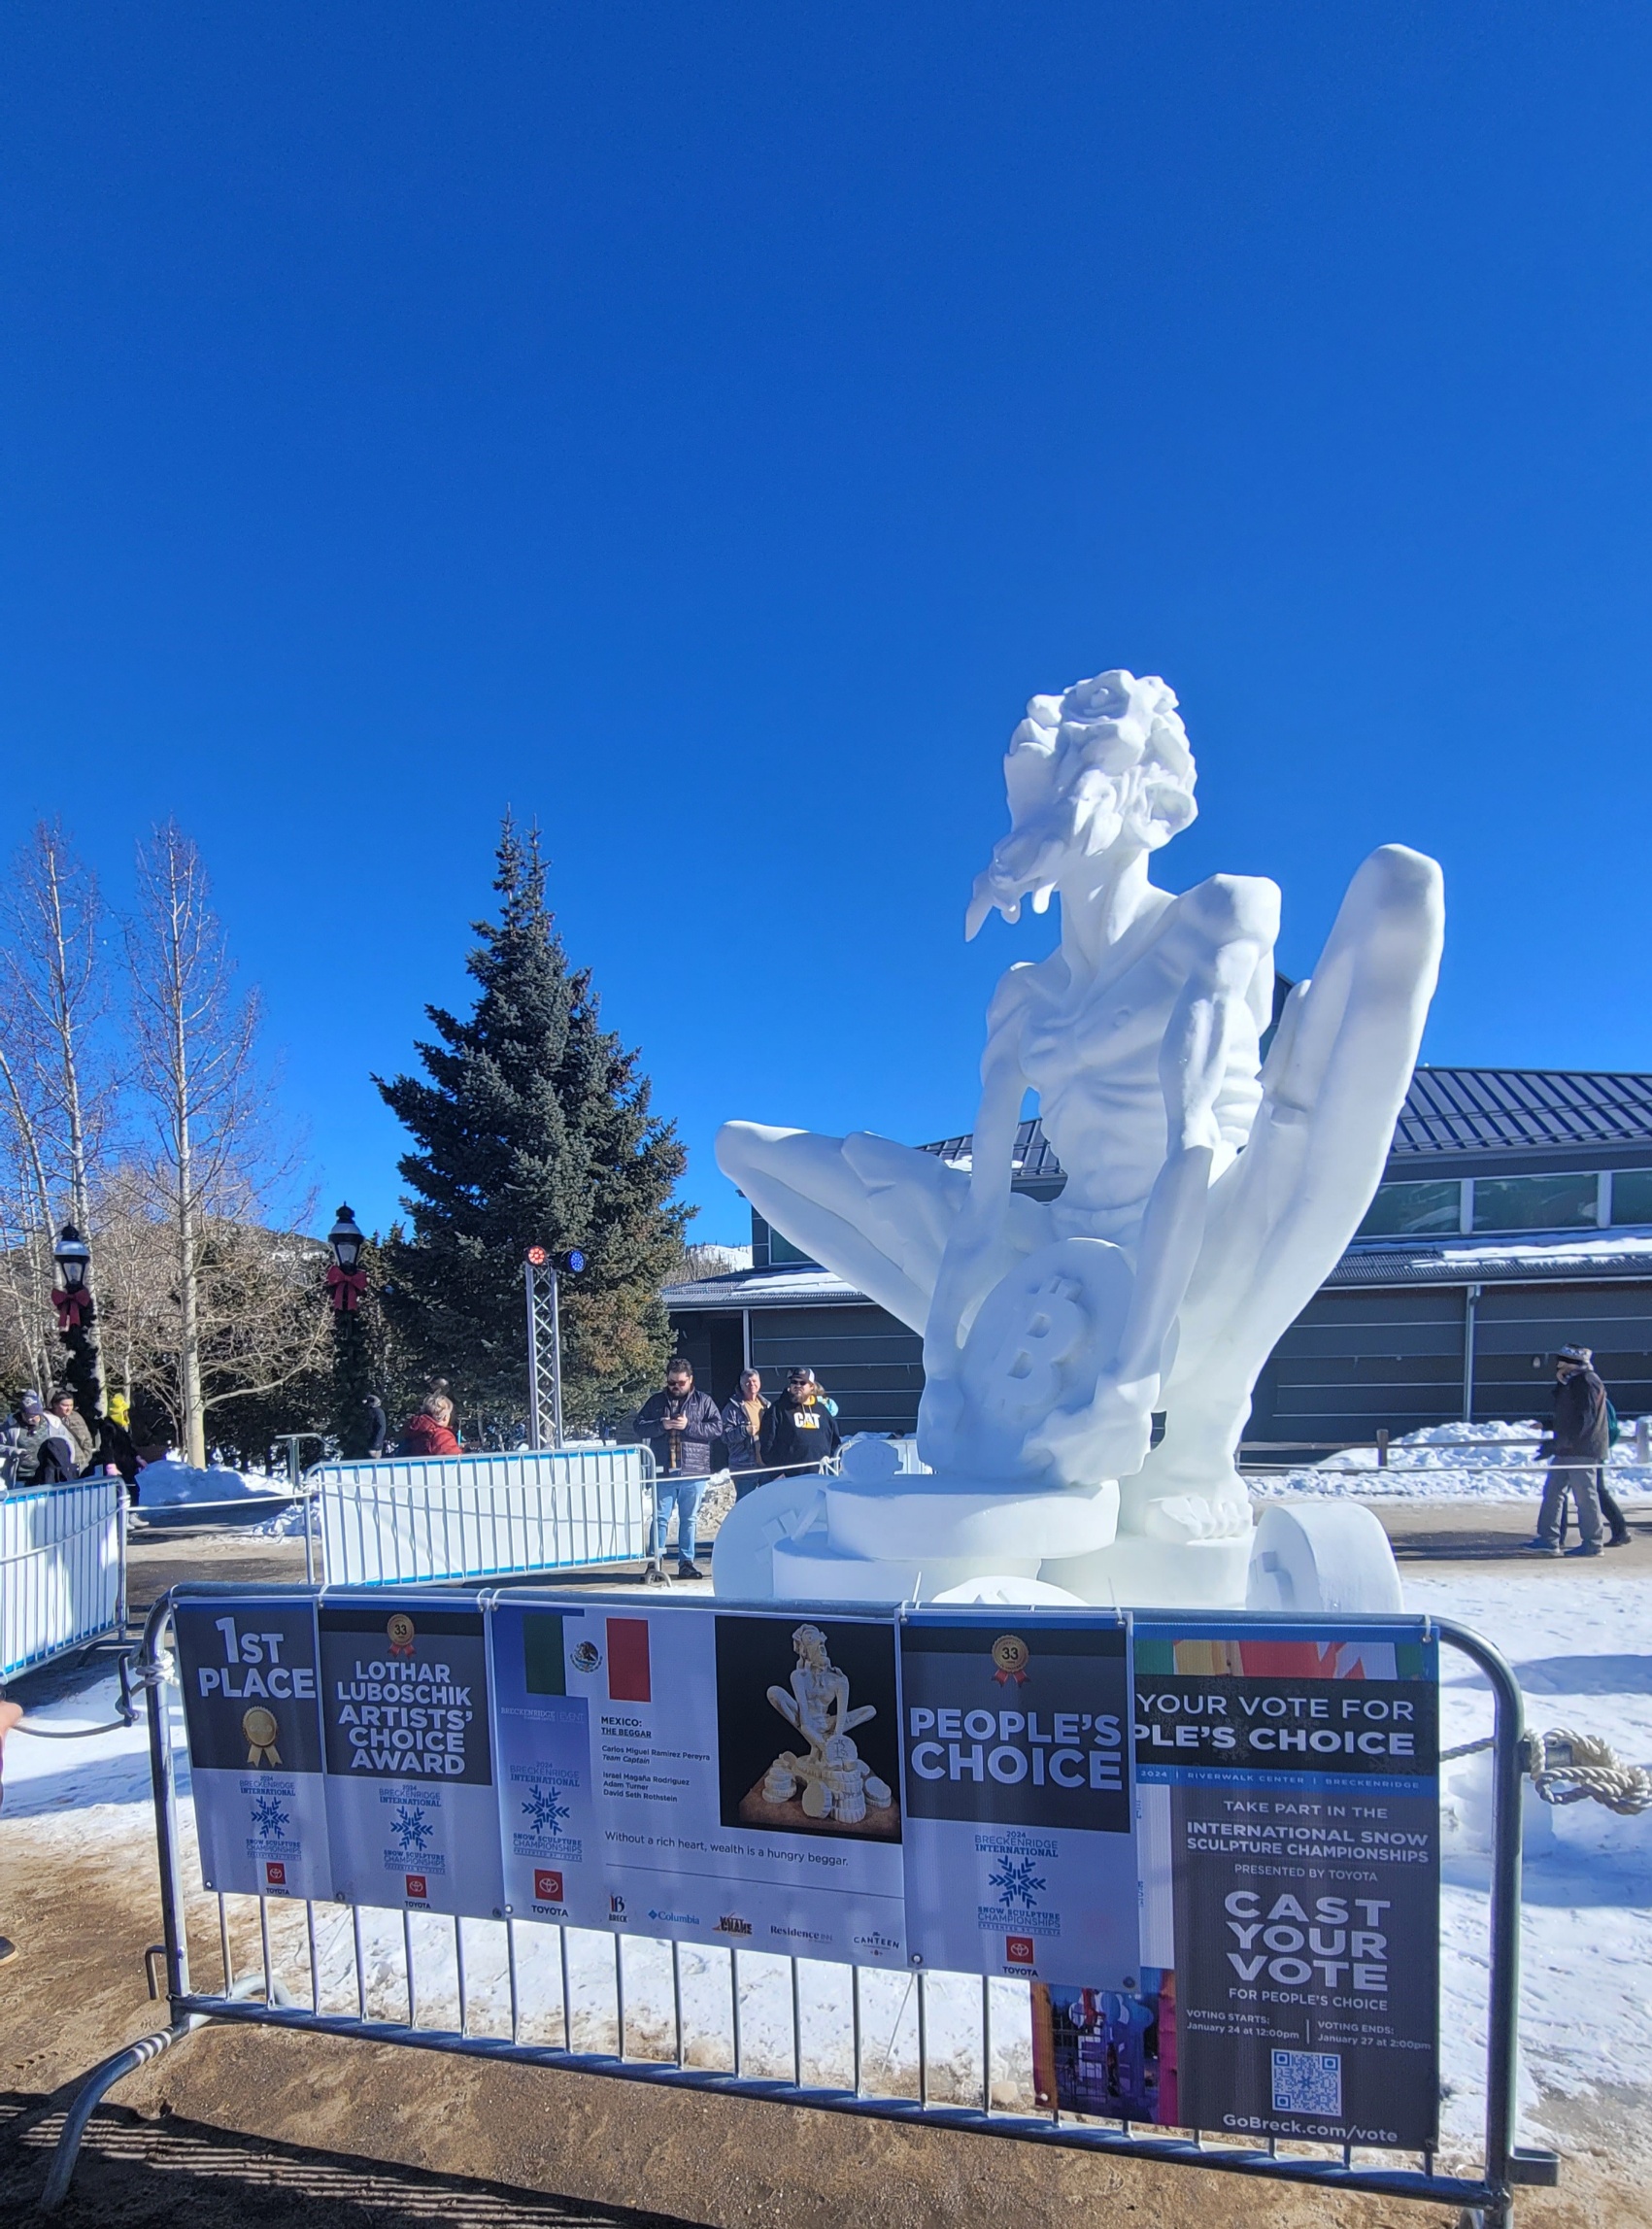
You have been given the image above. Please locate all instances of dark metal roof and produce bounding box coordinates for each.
[920,1067,1652,1180]
[1328,1234,1652,1289]
[1390,1067,1652,1157]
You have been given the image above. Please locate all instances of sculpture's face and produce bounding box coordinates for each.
[792,1624,829,1670]
[967,670,1197,936]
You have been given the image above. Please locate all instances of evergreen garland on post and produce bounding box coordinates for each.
[377,820,689,1438]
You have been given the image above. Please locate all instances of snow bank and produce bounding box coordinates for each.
[1252,1416,1652,1502]
[136,1459,289,1508]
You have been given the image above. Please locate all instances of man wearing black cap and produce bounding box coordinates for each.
[760,1367,842,1475]
[1528,1346,1613,1557]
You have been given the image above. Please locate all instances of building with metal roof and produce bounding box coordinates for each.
[664,1065,1652,1445]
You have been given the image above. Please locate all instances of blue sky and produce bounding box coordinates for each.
[4,5,1650,1245]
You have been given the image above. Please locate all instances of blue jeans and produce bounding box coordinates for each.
[654,1473,706,1567]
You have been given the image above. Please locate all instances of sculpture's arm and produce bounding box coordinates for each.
[923,975,1029,1373]
[1114,885,1273,1385]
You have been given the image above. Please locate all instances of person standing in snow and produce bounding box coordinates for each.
[635,1357,724,1579]
[97,1392,142,1497]
[362,1395,389,1457]
[720,1368,771,1499]
[760,1366,842,1475]
[1529,1345,1612,1557]
[51,1390,96,1476]
[3,1391,75,1487]
[396,1393,460,1457]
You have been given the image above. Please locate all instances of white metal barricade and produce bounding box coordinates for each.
[311,1443,656,1587]
[0,1477,126,1680]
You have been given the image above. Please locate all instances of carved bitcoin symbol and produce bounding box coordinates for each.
[987,1275,1088,1418]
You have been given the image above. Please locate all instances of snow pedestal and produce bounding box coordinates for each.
[714,1442,1406,1614]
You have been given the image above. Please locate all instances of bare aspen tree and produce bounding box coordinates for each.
[0,824,111,1399]
[124,824,265,1465]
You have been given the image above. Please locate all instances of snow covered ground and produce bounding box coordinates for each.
[1252,1416,1652,1502]
[6,1552,1648,2169]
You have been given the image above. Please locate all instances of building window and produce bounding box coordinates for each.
[1610,1169,1652,1226]
[1358,1180,1463,1237]
[1469,1172,1599,1234]
[768,1229,818,1267]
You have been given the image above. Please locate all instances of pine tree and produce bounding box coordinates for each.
[377,821,689,1437]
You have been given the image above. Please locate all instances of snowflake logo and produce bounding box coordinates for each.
[391,1807,434,1855]
[249,1794,289,1839]
[522,1783,571,1836]
[990,1855,1046,1910]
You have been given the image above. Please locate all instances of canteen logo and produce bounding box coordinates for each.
[716,1913,753,1937]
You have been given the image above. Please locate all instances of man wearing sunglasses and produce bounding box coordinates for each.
[760,1366,843,1475]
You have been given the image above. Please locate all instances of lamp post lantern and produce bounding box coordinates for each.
[326,1204,376,1460]
[52,1221,104,1418]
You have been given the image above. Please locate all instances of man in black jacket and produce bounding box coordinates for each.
[1529,1345,1610,1557]
[760,1367,842,1475]
[634,1357,725,1580]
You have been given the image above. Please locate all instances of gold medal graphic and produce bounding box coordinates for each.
[243,1706,282,1766]
[387,1612,416,1658]
[991,1633,1030,1686]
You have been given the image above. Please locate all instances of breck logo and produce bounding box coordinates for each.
[715,1914,753,1937]
[992,1635,1030,1686]
[387,1612,417,1658]
[608,1893,626,1920]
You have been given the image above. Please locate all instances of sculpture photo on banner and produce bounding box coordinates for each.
[554,1602,908,1964]
[1032,1620,1440,2151]
[175,1596,333,1902]
[318,1601,505,1918]
[898,1610,1138,1984]
[716,669,1444,1612]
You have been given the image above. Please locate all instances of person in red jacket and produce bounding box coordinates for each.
[396,1393,460,1458]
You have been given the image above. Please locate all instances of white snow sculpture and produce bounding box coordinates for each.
[716,670,1443,1609]
[761,1623,893,1824]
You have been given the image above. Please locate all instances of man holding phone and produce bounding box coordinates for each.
[634,1357,725,1580]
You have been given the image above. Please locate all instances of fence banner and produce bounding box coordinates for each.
[317,1600,505,1917]
[489,1598,607,1928]
[1033,1619,1439,2150]
[566,1604,908,1964]
[898,1611,1137,1982]
[175,1598,333,1902]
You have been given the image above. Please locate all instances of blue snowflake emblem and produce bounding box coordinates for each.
[249,1794,289,1839]
[391,1806,434,1855]
[522,1783,570,1836]
[990,1855,1046,1910]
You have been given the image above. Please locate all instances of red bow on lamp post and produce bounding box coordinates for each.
[326,1264,368,1314]
[51,1283,94,1332]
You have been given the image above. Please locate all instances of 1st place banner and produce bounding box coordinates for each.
[175,1597,332,1901]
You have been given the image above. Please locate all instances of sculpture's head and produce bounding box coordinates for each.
[792,1624,829,1670]
[965,670,1197,937]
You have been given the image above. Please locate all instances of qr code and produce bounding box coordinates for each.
[1271,2050,1342,2118]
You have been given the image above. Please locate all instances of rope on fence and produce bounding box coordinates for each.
[1527,1728,1652,1816]
[1441,1728,1652,1813]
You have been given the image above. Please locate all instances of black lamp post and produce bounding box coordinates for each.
[326,1203,375,1459]
[52,1221,104,1417]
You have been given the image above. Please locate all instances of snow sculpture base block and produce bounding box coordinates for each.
[1041,1531,1254,1609]
[826,1474,1118,1563]
[1243,1502,1403,1615]
[772,1532,1042,1604]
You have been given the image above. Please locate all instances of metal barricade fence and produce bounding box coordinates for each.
[40,1584,1558,2226]
[311,1444,657,1587]
[0,1477,126,1681]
